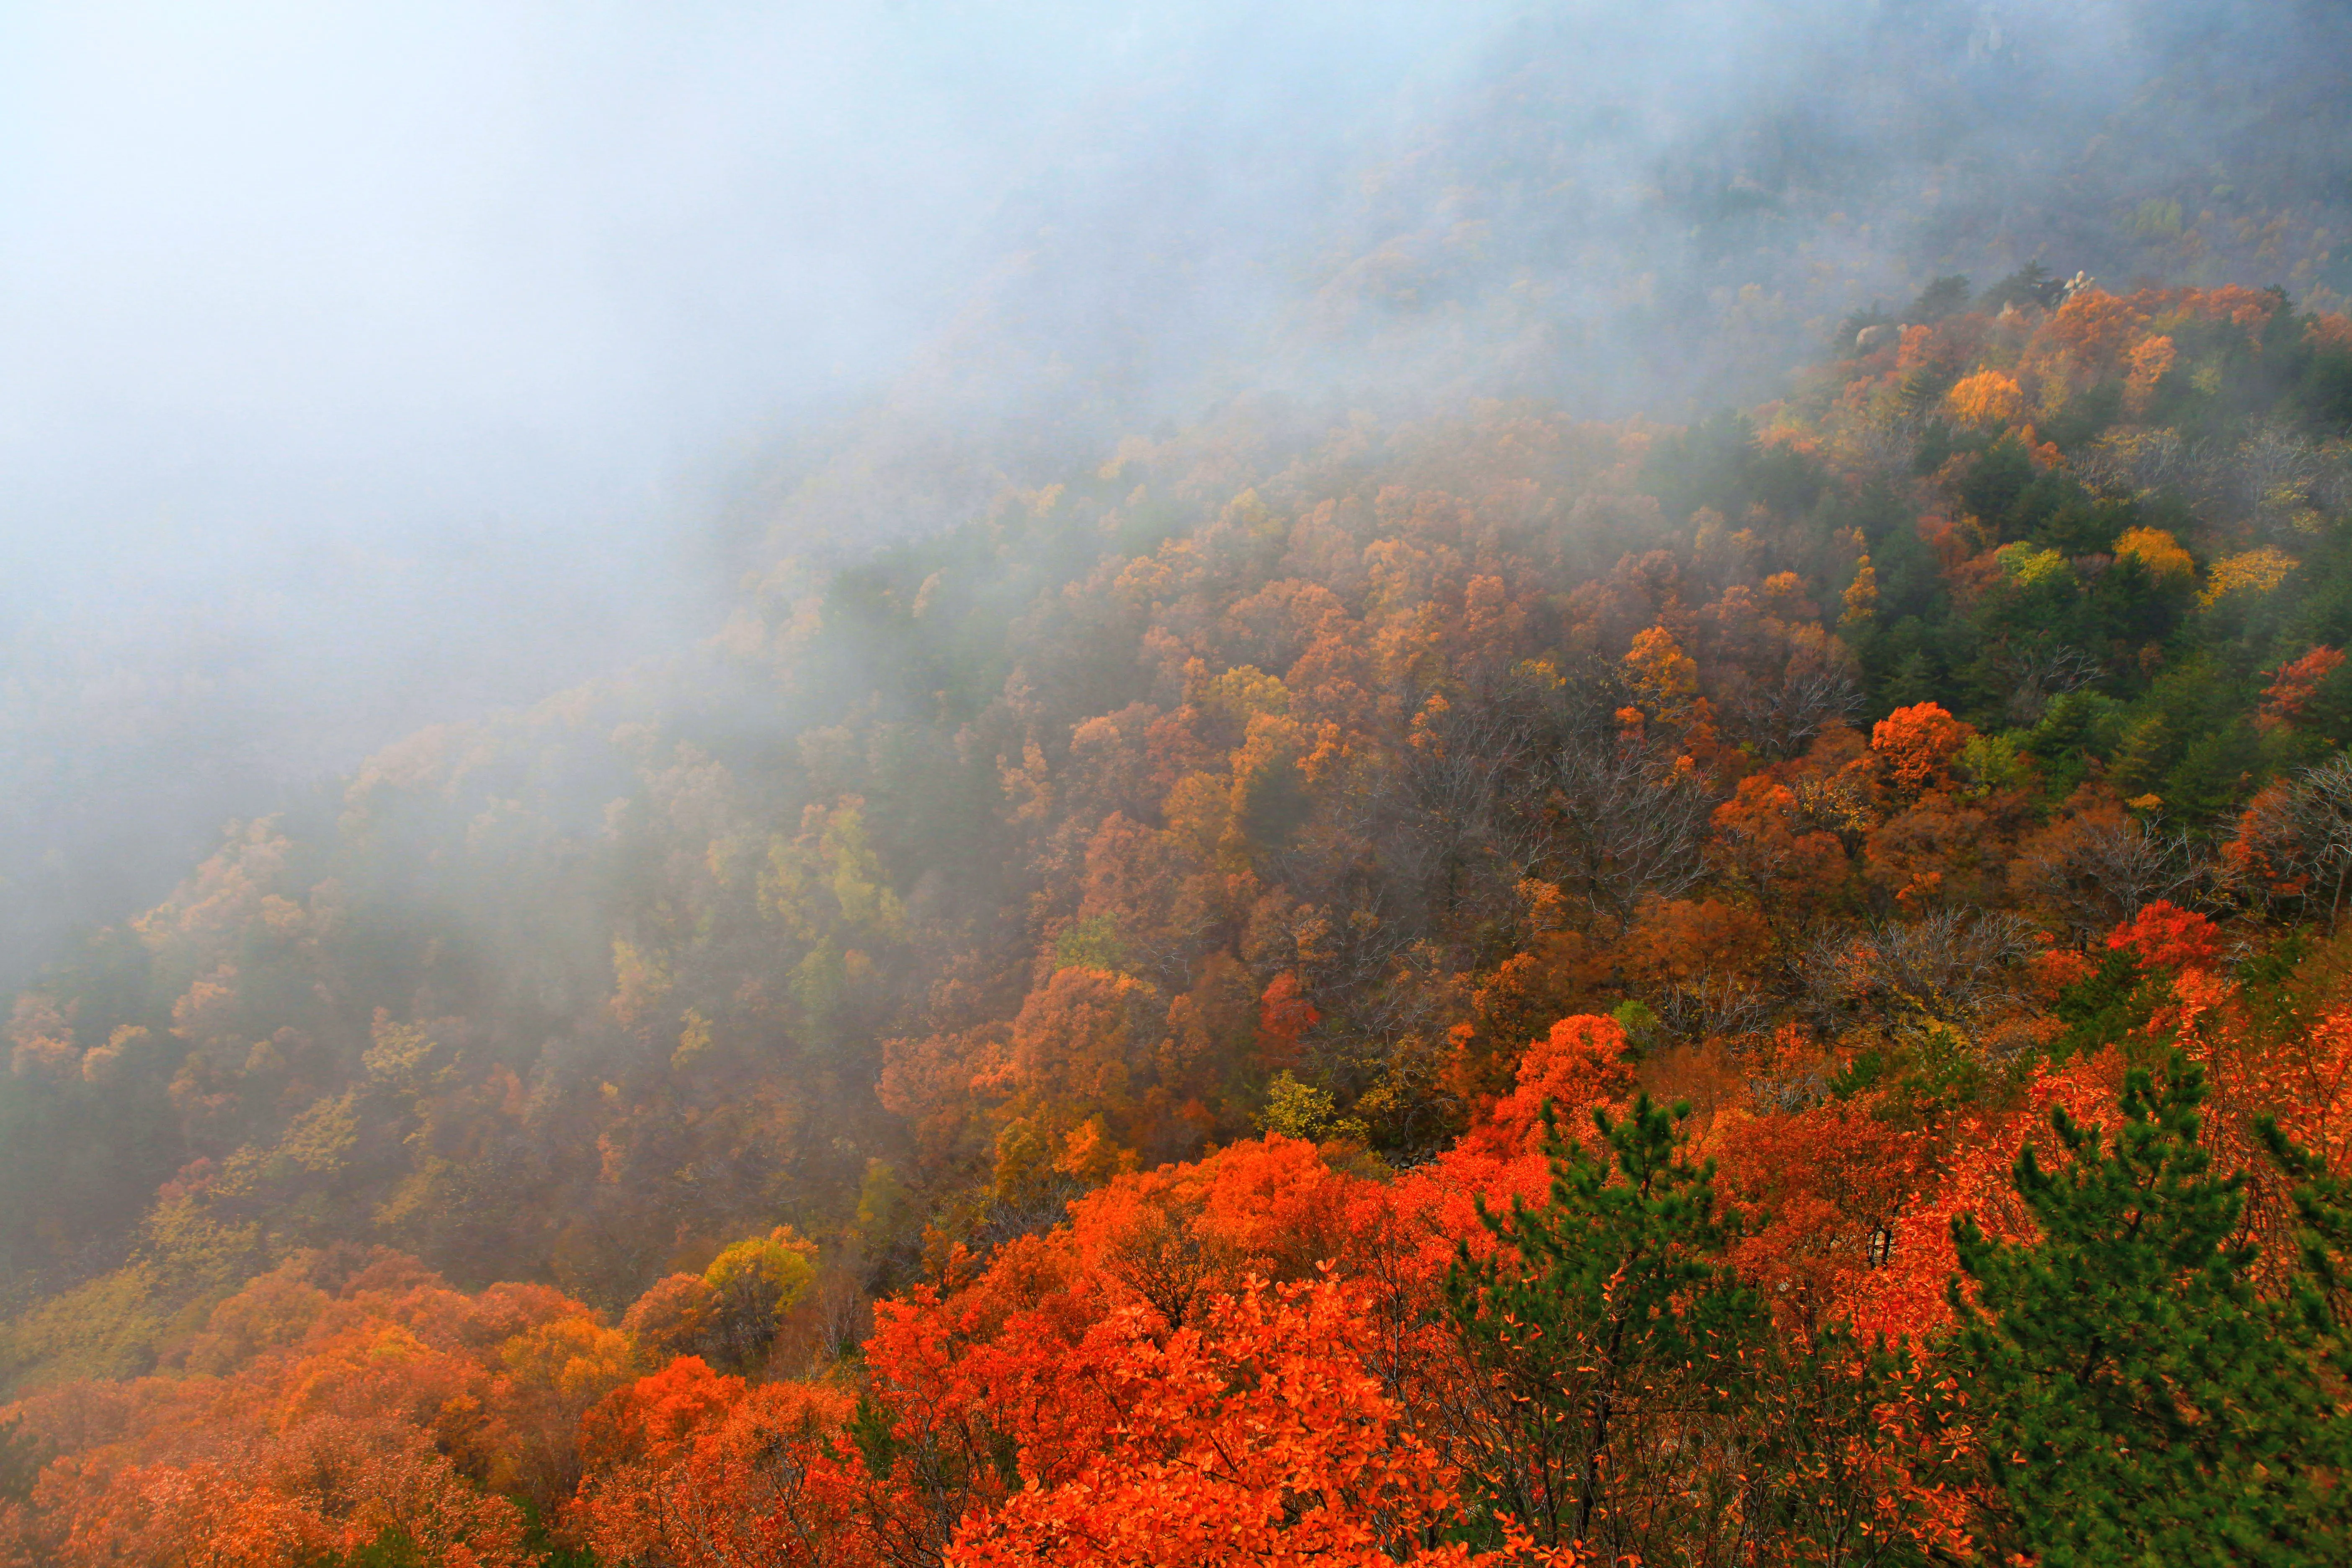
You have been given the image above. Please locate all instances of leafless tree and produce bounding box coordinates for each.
[1721,667,1862,759]
[1535,731,1715,926]
[972,1173,1086,1256]
[1391,693,1545,919]
[793,1269,875,1370]
[2076,426,2192,502]
[2080,423,2352,533]
[2235,425,2326,516]
[1646,972,1775,1043]
[1798,908,2043,1030]
[1995,642,2106,726]
[2009,807,2208,938]
[2234,753,2352,928]
[1847,406,1917,481]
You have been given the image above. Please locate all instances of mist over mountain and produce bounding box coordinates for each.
[5,7,2352,1557]
[8,1,2348,990]
[0,0,1526,988]
[727,0,2352,562]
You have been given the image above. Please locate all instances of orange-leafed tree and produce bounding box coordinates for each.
[2258,646,2347,732]
[950,1278,1530,1568]
[1006,967,1163,1140]
[1255,971,1319,1069]
[2105,899,2221,973]
[1456,1014,1636,1162]
[1870,702,1972,795]
[571,1371,857,1568]
[1946,369,2024,428]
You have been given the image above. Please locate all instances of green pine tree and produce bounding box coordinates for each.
[1443,1092,1949,1565]
[1444,1093,1864,1560]
[2255,1114,2352,1386]
[1950,1052,2352,1565]
[1444,1093,1761,1553]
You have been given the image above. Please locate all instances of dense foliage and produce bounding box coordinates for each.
[9,259,2352,1562]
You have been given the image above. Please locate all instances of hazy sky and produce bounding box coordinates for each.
[0,1,1524,978]
[0,1,1497,676]
[0,2,1520,648]
[2,0,2344,985]
[3,3,1070,617]
[2,0,2274,729]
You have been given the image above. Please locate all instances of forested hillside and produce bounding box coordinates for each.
[6,269,2352,1562]
[12,3,2352,1562]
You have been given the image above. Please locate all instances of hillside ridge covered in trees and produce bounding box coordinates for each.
[6,266,2352,1561]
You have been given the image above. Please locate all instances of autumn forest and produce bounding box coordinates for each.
[10,5,2352,1566]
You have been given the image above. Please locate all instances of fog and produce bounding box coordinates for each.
[0,1,1517,981]
[3,0,2346,986]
